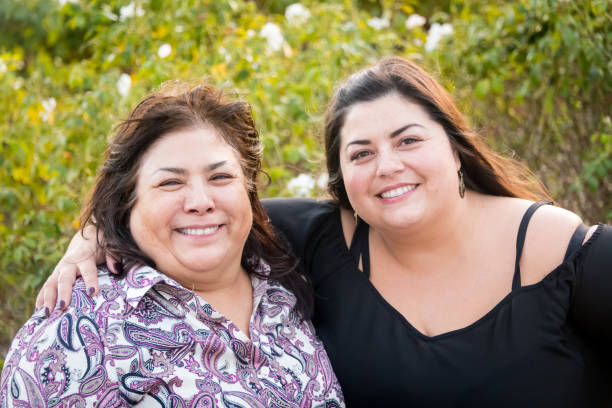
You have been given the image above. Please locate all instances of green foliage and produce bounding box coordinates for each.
[0,0,422,354]
[440,0,612,221]
[0,0,610,360]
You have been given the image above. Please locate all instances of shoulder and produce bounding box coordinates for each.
[262,198,339,255]
[262,197,337,223]
[580,223,612,267]
[0,270,124,407]
[510,199,586,285]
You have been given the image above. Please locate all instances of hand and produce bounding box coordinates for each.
[35,224,118,316]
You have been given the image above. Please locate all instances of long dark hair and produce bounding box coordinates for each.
[324,56,552,209]
[81,81,313,319]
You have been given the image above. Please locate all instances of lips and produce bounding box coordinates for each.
[176,225,222,236]
[377,184,418,199]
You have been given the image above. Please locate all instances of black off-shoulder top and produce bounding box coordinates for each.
[263,198,612,408]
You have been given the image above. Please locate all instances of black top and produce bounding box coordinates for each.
[263,198,612,408]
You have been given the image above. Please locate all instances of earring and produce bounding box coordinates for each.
[458,169,466,198]
[354,211,359,224]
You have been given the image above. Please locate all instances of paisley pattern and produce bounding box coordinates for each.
[0,262,344,407]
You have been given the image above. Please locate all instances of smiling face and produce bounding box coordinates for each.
[128,125,253,287]
[339,92,461,233]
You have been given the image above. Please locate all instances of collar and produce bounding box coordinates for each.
[119,258,272,311]
[122,265,187,310]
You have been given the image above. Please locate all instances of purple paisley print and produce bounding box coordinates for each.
[0,261,344,407]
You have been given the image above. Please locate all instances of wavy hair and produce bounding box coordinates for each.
[81,81,313,319]
[324,56,552,209]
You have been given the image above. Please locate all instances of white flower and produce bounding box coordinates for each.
[57,0,79,6]
[425,22,453,52]
[120,2,144,20]
[246,29,255,38]
[260,23,284,52]
[367,17,390,30]
[285,3,311,26]
[117,73,132,96]
[158,43,172,58]
[0,60,6,74]
[13,77,23,90]
[218,47,231,63]
[316,173,329,190]
[40,97,57,122]
[42,97,56,113]
[287,174,315,197]
[175,25,185,33]
[405,14,426,29]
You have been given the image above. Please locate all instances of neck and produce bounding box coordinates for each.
[161,257,250,298]
[372,191,481,271]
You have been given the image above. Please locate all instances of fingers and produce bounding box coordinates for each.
[79,259,101,297]
[106,254,121,275]
[35,271,58,311]
[42,271,60,317]
[56,263,79,312]
[36,228,105,317]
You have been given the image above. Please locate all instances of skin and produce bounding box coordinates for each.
[129,125,254,335]
[338,92,592,337]
[39,125,255,336]
[38,92,595,338]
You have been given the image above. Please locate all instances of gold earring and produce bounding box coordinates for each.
[354,211,359,224]
[458,169,466,198]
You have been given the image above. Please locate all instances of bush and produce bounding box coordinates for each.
[439,0,612,221]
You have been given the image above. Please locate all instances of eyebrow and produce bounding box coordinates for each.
[154,161,229,175]
[345,123,424,150]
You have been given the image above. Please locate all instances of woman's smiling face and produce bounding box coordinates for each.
[128,124,252,286]
[339,92,461,233]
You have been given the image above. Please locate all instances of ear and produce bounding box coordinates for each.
[452,148,461,171]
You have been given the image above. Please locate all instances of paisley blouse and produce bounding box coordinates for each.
[0,262,344,407]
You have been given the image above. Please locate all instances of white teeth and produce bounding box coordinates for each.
[178,226,219,236]
[380,185,417,198]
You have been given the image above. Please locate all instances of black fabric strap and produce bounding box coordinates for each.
[563,223,589,261]
[349,219,371,278]
[512,201,553,290]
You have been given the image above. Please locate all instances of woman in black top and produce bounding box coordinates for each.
[38,57,612,407]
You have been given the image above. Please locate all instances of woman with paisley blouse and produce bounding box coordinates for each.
[0,82,344,407]
[29,57,612,406]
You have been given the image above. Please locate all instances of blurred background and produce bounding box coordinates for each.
[0,0,610,364]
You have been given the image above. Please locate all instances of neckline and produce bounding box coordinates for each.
[332,206,604,342]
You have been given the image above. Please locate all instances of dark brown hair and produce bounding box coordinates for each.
[324,56,552,209]
[81,81,313,319]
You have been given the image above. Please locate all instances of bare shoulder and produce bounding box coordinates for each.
[519,201,590,285]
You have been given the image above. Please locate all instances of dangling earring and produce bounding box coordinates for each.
[458,169,466,198]
[354,211,359,224]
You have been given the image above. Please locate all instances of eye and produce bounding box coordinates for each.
[210,173,235,181]
[399,136,420,146]
[350,150,372,161]
[158,179,182,187]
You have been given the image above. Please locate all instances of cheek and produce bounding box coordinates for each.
[226,185,253,232]
[130,194,176,244]
[339,160,357,195]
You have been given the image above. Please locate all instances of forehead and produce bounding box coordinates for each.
[340,92,432,143]
[139,125,242,170]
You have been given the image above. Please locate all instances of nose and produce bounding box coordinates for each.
[183,181,215,214]
[375,149,404,177]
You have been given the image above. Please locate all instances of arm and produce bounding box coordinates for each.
[35,224,117,314]
[263,198,334,260]
[571,224,612,359]
[0,303,123,406]
[38,198,328,315]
